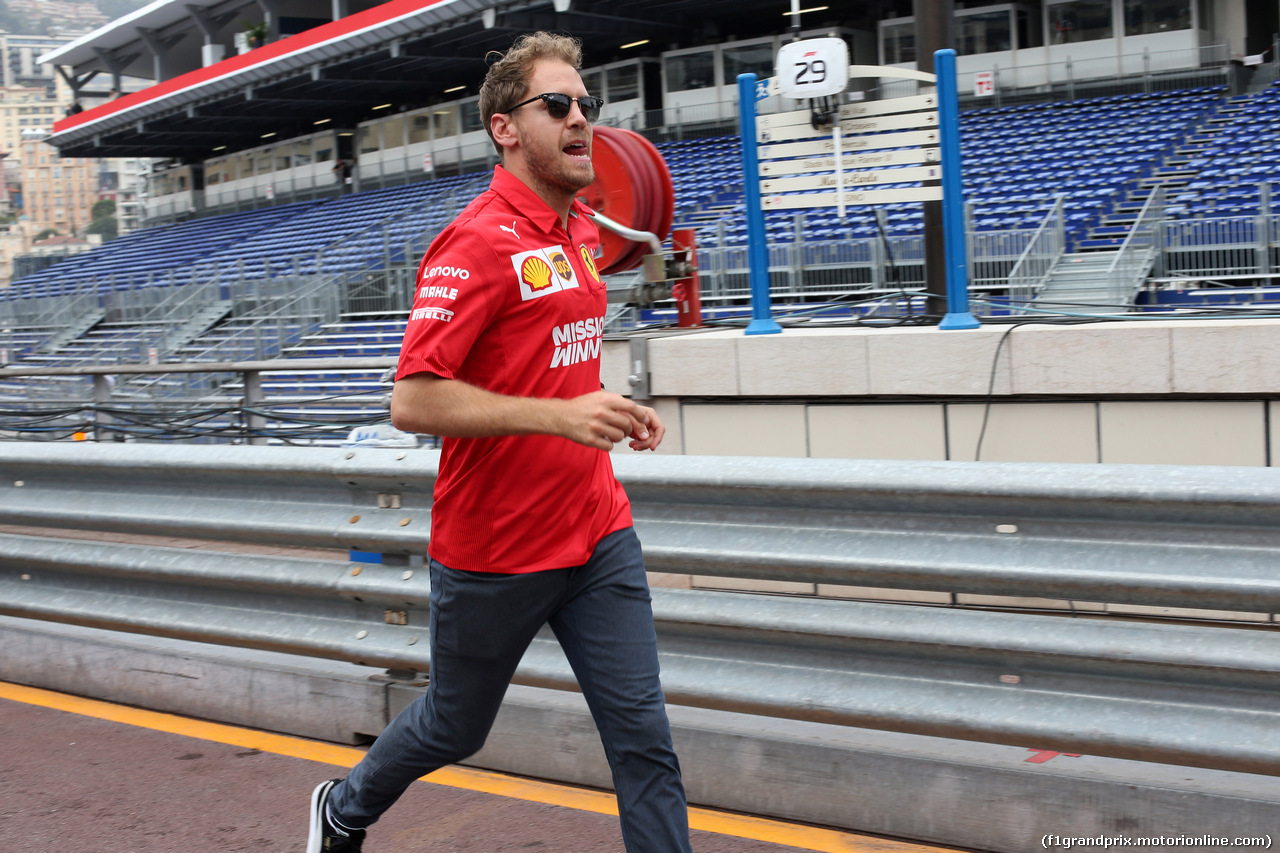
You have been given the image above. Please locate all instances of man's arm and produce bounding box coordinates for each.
[391,373,664,451]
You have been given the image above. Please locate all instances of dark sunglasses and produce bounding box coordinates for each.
[502,92,604,122]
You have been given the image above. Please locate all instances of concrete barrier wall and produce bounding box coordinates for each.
[602,318,1280,466]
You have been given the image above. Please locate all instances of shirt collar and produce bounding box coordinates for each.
[489,165,590,234]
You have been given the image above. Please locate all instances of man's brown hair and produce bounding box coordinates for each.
[479,31,584,154]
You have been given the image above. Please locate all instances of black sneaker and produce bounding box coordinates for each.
[307,779,366,852]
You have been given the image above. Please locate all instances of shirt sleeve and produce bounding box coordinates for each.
[396,227,503,382]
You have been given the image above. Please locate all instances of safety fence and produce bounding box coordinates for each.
[1163,213,1280,279]
[6,200,1280,363]
[1005,195,1067,307]
[0,357,395,443]
[1,443,1276,777]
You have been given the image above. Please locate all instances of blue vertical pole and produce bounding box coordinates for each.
[737,72,782,335]
[934,49,981,330]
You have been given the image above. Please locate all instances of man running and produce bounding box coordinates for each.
[306,31,693,853]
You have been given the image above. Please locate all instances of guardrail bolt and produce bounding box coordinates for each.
[13,480,23,487]
[350,567,362,576]
[384,609,409,625]
[996,524,1019,534]
[399,517,411,527]
[349,515,360,523]
[401,570,413,581]
[1000,674,1022,684]
[355,630,368,640]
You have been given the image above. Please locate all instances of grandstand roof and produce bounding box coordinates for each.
[43,0,827,162]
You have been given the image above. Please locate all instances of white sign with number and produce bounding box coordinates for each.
[775,37,849,99]
[974,71,994,97]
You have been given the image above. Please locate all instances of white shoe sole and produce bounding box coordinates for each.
[306,779,333,853]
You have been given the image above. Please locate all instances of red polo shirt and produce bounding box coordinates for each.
[396,166,632,573]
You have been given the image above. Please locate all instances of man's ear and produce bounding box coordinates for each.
[490,112,518,152]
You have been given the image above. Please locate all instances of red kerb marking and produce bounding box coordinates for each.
[1025,749,1083,764]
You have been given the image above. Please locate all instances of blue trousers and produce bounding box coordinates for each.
[329,527,693,852]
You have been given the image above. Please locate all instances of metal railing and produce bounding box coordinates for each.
[968,227,1038,291]
[8,185,1280,357]
[0,357,396,442]
[0,281,99,332]
[1106,186,1165,301]
[0,443,1278,777]
[965,44,1231,107]
[1004,195,1067,307]
[1162,211,1280,279]
[5,175,483,365]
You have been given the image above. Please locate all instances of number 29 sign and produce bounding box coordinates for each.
[775,37,850,99]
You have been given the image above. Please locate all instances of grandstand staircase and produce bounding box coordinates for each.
[1035,249,1157,313]
[37,309,106,355]
[158,302,234,358]
[1079,92,1256,249]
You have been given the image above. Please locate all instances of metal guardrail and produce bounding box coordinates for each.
[0,443,1277,776]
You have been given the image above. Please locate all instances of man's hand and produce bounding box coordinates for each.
[558,391,663,452]
[627,404,664,452]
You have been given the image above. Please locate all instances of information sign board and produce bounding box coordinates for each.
[757,109,937,143]
[761,164,941,194]
[775,38,849,99]
[762,186,944,210]
[758,129,940,161]
[758,147,939,176]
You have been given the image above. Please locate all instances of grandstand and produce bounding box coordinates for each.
[0,0,1274,444]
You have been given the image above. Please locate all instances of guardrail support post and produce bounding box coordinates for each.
[242,369,268,446]
[627,337,651,400]
[92,374,113,442]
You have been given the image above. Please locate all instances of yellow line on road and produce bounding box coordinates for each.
[0,681,955,853]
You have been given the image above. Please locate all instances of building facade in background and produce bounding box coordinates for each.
[20,130,99,235]
[0,84,62,155]
[0,32,69,93]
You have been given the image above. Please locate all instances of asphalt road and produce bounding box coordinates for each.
[0,686,957,853]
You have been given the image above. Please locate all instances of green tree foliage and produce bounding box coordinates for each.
[32,228,59,241]
[88,199,118,241]
[87,214,118,241]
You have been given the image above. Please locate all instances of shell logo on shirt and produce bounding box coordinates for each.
[521,256,554,291]
[512,245,579,301]
[578,245,602,284]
